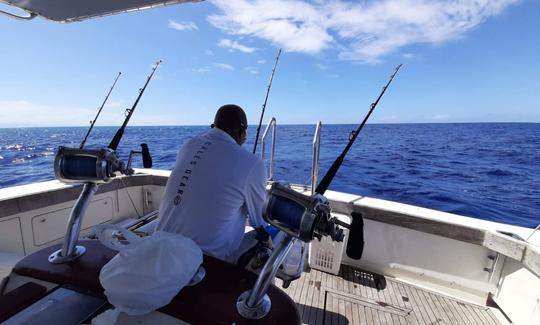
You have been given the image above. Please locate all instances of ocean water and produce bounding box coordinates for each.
[0,123,538,228]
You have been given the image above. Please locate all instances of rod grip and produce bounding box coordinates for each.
[315,155,344,195]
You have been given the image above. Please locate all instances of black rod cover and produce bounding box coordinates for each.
[141,143,152,168]
[346,212,365,260]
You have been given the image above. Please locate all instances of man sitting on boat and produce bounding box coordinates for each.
[156,104,270,263]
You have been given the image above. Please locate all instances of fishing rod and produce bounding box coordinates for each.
[237,67,403,305]
[108,60,161,151]
[80,72,122,149]
[50,62,161,263]
[315,64,402,195]
[255,64,403,266]
[253,48,282,154]
[235,66,404,308]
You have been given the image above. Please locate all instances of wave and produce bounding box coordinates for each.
[485,169,516,177]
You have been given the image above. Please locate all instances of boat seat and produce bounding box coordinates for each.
[12,240,300,324]
[0,282,47,322]
[13,240,117,293]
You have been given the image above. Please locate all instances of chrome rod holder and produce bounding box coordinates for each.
[311,121,322,195]
[49,182,97,263]
[261,117,277,181]
[237,234,295,319]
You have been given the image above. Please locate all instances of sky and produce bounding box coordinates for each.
[0,0,538,127]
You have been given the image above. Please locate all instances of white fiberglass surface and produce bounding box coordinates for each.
[1,0,197,22]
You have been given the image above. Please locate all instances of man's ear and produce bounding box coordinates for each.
[237,129,243,144]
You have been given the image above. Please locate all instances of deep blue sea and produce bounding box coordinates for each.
[0,123,538,228]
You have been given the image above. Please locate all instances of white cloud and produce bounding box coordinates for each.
[0,100,125,127]
[192,66,212,73]
[168,20,198,31]
[377,114,401,122]
[205,49,214,56]
[402,53,416,59]
[214,63,235,70]
[244,66,259,74]
[105,100,122,108]
[217,38,256,53]
[316,63,328,70]
[432,114,451,120]
[0,100,216,127]
[257,59,266,64]
[208,0,519,63]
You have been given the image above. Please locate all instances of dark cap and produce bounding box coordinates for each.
[212,104,248,132]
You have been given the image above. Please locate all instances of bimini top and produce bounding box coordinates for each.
[0,0,200,23]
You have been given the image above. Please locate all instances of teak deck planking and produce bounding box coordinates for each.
[276,265,501,325]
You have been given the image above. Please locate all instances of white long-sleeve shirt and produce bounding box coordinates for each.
[156,128,267,261]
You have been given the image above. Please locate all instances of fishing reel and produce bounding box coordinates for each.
[54,144,153,184]
[264,182,345,243]
[238,183,347,319]
[54,146,128,184]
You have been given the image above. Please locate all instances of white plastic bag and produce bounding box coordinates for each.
[94,224,203,316]
[273,231,305,278]
[282,239,304,275]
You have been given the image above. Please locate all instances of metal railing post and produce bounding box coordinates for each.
[261,118,277,180]
[311,121,322,195]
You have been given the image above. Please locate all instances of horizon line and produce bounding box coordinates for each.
[1,121,539,129]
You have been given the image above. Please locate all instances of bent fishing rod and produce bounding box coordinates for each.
[253,48,282,154]
[315,64,402,195]
[108,60,161,151]
[80,72,122,149]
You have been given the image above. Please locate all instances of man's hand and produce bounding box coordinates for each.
[237,227,273,271]
[255,226,272,250]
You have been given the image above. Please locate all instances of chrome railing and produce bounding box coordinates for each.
[261,117,277,180]
[526,223,540,243]
[311,121,322,195]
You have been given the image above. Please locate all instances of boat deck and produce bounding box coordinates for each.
[276,265,502,325]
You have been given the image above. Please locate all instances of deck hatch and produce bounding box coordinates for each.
[324,287,412,318]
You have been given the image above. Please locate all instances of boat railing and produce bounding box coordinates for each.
[526,223,540,243]
[311,121,322,195]
[261,117,277,181]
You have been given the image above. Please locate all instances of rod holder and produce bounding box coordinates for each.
[237,234,295,319]
[49,183,97,264]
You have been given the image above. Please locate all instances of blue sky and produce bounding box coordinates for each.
[0,0,538,127]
